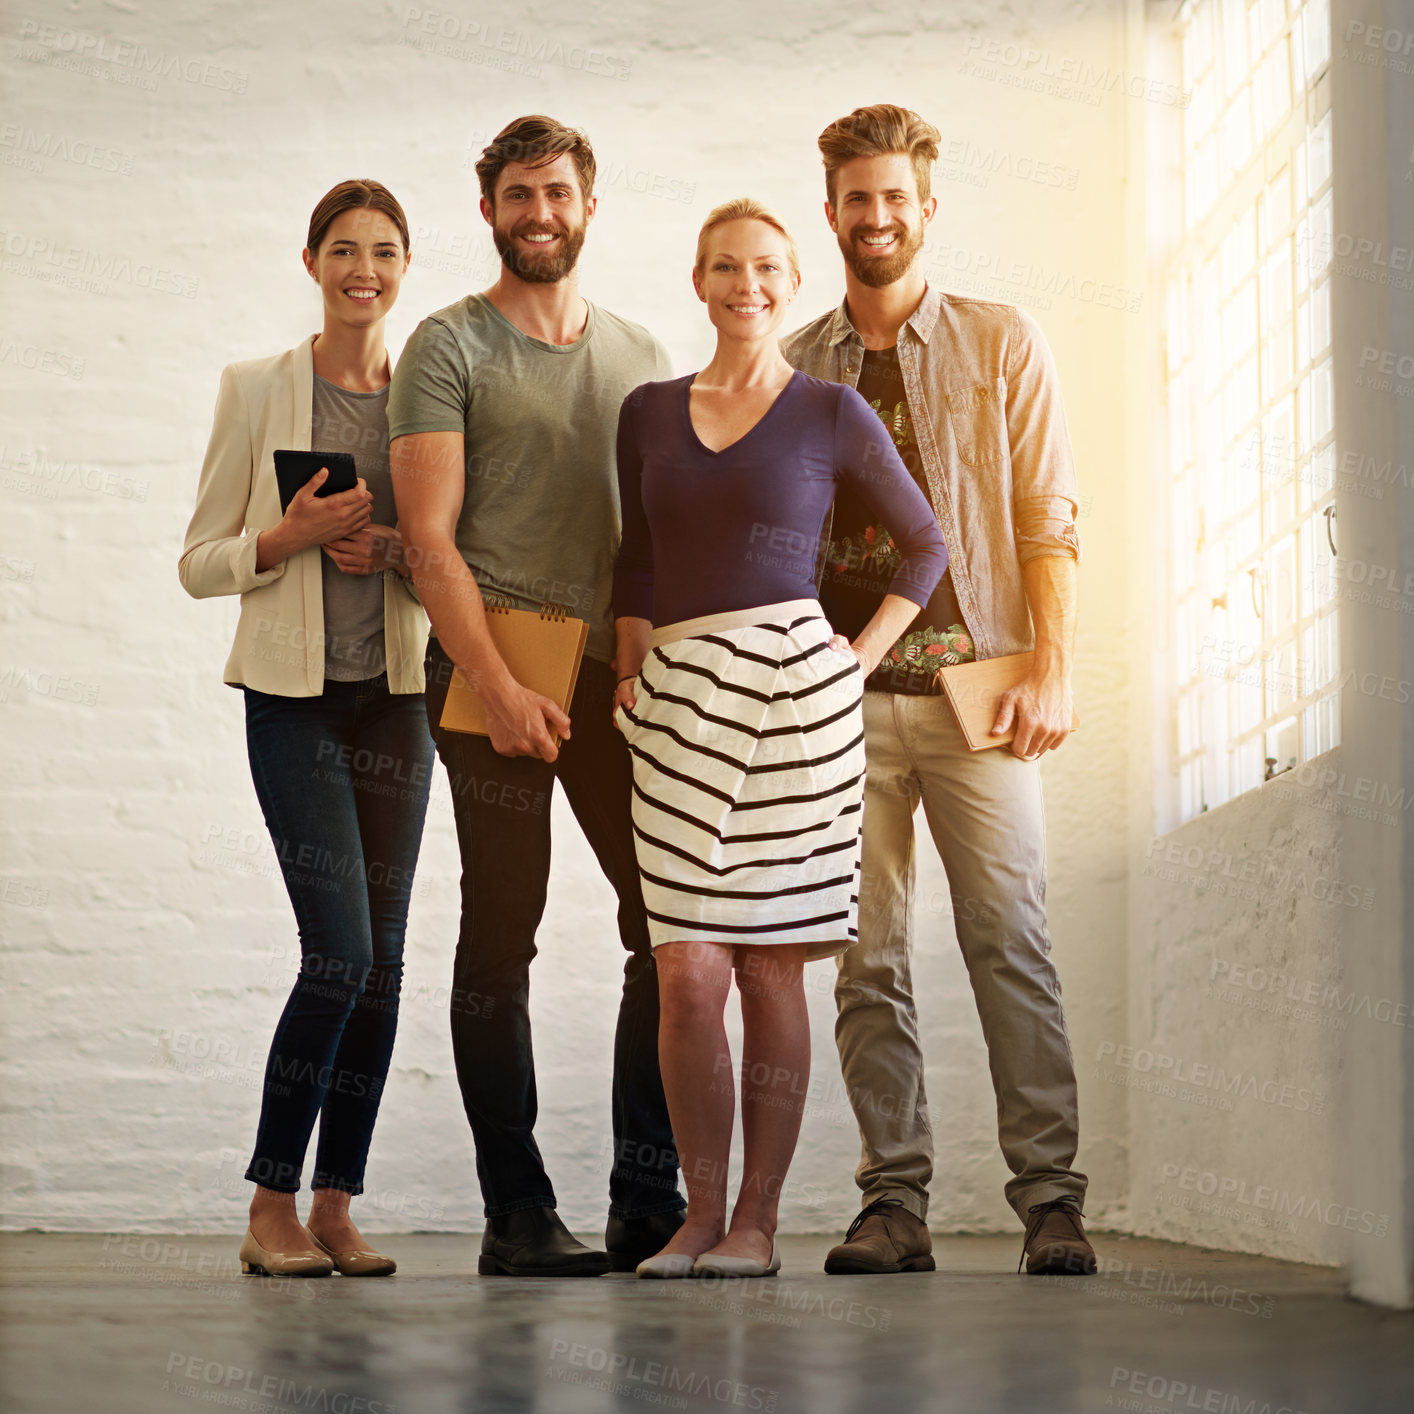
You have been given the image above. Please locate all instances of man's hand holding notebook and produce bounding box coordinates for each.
[938,651,1079,756]
[440,600,589,757]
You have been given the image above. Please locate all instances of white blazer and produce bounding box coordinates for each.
[179,335,427,696]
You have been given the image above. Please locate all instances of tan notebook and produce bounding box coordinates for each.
[937,651,1079,752]
[439,600,589,744]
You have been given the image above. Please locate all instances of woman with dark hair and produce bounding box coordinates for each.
[180,180,432,1278]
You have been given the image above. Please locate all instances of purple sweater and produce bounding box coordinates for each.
[612,371,948,628]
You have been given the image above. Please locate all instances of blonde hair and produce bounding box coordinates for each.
[817,104,940,208]
[694,198,799,275]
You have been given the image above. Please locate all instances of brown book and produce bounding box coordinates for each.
[439,600,589,744]
[937,651,1079,752]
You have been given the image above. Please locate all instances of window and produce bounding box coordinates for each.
[1164,0,1335,821]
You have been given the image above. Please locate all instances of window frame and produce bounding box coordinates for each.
[1161,0,1336,822]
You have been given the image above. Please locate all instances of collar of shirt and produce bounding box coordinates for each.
[825,283,942,349]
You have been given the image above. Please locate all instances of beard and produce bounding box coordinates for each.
[492,216,587,284]
[837,218,925,288]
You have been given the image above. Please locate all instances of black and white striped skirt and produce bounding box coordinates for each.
[615,599,866,961]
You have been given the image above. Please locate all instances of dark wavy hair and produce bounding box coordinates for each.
[474,114,596,206]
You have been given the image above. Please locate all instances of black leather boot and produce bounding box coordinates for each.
[604,1208,688,1272]
[478,1206,610,1277]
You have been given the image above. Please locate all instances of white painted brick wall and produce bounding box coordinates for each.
[1127,761,1349,1266]
[1,0,1137,1235]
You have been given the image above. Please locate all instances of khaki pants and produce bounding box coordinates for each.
[835,690,1087,1222]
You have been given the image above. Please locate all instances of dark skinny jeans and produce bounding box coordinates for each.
[242,672,433,1194]
[424,642,684,1219]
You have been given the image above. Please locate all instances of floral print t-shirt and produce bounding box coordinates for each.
[818,344,975,695]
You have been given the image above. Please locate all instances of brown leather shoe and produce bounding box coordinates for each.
[1020,1196,1097,1275]
[824,1197,935,1274]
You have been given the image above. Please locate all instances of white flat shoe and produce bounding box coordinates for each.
[693,1241,780,1278]
[636,1251,699,1279]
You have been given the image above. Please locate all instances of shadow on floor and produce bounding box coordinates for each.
[2,1231,1411,1414]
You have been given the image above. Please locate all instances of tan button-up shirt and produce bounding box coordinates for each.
[782,286,1080,661]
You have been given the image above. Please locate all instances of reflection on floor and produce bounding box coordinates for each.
[2,1232,1411,1414]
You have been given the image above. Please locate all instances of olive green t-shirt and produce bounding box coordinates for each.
[387,293,672,663]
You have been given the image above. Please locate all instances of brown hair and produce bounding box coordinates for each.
[694,198,799,275]
[474,114,596,206]
[817,104,940,208]
[306,179,410,254]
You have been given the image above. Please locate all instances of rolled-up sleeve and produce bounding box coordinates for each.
[1007,309,1080,564]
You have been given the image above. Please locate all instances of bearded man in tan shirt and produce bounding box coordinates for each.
[783,104,1095,1277]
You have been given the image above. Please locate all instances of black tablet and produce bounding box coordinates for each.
[273,450,358,513]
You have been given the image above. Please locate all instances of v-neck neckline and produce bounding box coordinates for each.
[683,369,800,457]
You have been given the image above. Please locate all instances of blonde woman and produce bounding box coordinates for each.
[611,200,948,1277]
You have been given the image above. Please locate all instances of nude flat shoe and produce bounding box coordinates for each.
[239,1228,334,1277]
[693,1240,781,1279]
[309,1230,397,1277]
[635,1251,700,1279]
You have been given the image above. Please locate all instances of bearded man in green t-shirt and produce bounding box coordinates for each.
[389,114,684,1277]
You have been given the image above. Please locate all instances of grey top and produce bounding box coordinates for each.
[312,372,393,681]
[387,293,673,663]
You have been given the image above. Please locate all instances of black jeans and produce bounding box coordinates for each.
[424,641,683,1219]
[242,674,434,1194]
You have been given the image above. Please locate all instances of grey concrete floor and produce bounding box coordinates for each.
[2,1231,1411,1414]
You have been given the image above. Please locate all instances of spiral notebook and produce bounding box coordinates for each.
[439,600,588,744]
[937,651,1080,752]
